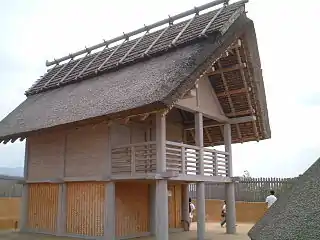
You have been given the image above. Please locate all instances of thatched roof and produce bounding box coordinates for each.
[0,0,271,145]
[248,158,320,240]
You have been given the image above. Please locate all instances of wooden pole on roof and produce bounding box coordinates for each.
[45,0,229,67]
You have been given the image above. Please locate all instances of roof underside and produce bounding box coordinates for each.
[0,0,271,145]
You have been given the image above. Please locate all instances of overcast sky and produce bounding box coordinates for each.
[0,0,319,177]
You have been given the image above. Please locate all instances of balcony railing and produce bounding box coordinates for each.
[111,141,229,177]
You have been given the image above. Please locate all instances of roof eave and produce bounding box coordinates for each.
[161,13,252,110]
[242,19,271,140]
[0,102,167,144]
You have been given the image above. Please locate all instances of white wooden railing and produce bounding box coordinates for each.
[165,141,229,176]
[111,141,229,176]
[111,142,157,175]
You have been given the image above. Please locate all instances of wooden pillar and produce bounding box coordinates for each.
[195,112,205,240]
[155,112,169,240]
[104,127,116,239]
[20,139,29,232]
[57,183,67,235]
[224,124,236,234]
[104,181,116,239]
[149,183,156,235]
[181,184,190,231]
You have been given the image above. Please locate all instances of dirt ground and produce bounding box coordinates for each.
[0,223,252,240]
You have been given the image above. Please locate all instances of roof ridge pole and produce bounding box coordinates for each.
[45,0,228,67]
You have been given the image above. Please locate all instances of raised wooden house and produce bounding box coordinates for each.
[0,0,270,239]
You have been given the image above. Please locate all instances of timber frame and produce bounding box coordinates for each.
[0,1,271,240]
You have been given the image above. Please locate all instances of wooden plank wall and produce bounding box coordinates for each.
[116,182,149,237]
[168,184,182,229]
[26,181,183,237]
[27,183,59,232]
[66,182,105,236]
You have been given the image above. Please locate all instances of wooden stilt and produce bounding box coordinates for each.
[181,184,190,231]
[224,124,236,234]
[195,112,206,240]
[155,112,169,240]
[57,183,67,235]
[149,183,156,235]
[104,181,116,239]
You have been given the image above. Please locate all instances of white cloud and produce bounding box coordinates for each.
[0,0,319,177]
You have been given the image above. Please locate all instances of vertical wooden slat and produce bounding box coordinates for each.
[116,182,149,237]
[27,183,59,232]
[174,184,182,228]
[66,182,105,236]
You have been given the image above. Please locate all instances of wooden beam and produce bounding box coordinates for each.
[184,116,256,130]
[140,113,150,121]
[207,63,247,76]
[181,88,196,99]
[225,109,252,117]
[216,87,251,97]
[234,47,260,141]
[217,60,243,142]
[229,116,256,124]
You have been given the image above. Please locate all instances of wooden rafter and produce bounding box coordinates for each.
[241,39,267,139]
[217,60,243,142]
[234,46,259,140]
[207,63,246,76]
[225,109,252,117]
[216,87,250,97]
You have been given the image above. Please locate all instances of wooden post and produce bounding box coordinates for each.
[131,146,136,175]
[181,184,189,231]
[224,123,236,234]
[155,112,169,240]
[20,139,29,232]
[195,112,205,240]
[104,127,116,239]
[57,183,67,235]
[104,181,116,239]
[181,146,186,174]
[149,183,156,235]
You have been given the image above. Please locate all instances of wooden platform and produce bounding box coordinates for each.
[0,223,252,240]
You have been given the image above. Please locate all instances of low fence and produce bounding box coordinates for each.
[189,177,297,202]
[0,176,23,197]
[192,199,267,223]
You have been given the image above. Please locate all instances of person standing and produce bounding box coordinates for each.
[220,200,227,227]
[189,197,196,227]
[265,190,277,208]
